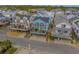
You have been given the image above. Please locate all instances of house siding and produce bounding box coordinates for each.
[31,18,49,35]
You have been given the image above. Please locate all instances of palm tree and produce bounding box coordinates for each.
[52,10,56,30]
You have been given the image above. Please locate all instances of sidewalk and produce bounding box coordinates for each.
[53,40,72,46]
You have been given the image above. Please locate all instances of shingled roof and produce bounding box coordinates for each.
[0,13,6,20]
[33,16,50,23]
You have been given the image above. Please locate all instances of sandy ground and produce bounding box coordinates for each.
[7,31,26,38]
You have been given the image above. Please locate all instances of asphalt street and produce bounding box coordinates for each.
[0,30,79,54]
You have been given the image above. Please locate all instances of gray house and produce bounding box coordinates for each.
[52,15,72,39]
[53,23,72,39]
[72,19,79,39]
[0,13,10,26]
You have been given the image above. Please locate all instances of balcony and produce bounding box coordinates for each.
[31,29,47,35]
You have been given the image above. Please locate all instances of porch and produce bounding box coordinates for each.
[31,29,47,35]
[9,23,30,31]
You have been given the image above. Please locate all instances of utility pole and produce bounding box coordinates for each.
[53,11,56,30]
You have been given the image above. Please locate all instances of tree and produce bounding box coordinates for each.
[60,6,66,15]
[71,29,77,44]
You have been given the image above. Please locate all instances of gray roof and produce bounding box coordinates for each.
[20,15,30,20]
[33,16,50,23]
[55,15,69,25]
[0,14,6,20]
[75,21,79,27]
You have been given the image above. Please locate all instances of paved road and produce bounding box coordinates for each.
[0,31,79,54]
[0,21,79,54]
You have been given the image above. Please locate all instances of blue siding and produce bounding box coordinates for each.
[33,19,48,31]
[32,18,50,35]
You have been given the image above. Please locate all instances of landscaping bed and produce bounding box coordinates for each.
[0,40,17,54]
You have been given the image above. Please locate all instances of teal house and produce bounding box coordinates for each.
[31,16,51,35]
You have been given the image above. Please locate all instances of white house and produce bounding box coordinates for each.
[72,19,79,38]
[9,16,31,31]
[2,10,16,20]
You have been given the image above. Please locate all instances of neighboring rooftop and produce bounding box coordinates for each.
[56,22,71,29]
[74,20,79,28]
[0,13,8,20]
[55,15,69,25]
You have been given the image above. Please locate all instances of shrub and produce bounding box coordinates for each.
[5,47,17,54]
[71,39,77,44]
[0,46,5,54]
[2,40,11,49]
[0,40,11,51]
[1,45,8,50]
[0,40,16,54]
[49,36,55,40]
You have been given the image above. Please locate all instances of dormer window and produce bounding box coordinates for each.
[64,31,68,33]
[77,30,78,33]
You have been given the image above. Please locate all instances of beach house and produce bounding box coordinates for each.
[31,16,52,35]
[72,19,79,38]
[9,15,31,31]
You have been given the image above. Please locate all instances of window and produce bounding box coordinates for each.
[77,30,78,33]
[40,23,45,29]
[44,26,46,29]
[40,23,44,26]
[58,30,61,33]
[36,23,39,26]
[64,31,68,33]
[34,23,39,29]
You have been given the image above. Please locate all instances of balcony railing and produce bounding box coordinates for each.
[9,26,30,31]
